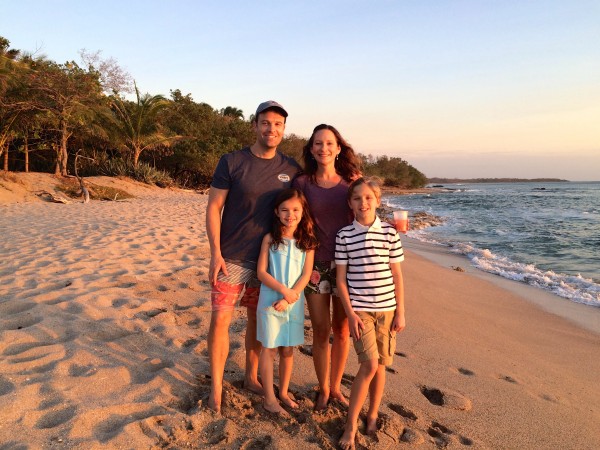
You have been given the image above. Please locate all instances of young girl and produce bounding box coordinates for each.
[335,177,406,449]
[256,188,318,416]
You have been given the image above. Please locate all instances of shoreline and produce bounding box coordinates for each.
[403,236,600,334]
[1,173,600,448]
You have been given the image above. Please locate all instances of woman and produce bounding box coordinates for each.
[293,124,362,410]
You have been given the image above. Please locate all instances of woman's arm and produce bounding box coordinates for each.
[336,263,364,340]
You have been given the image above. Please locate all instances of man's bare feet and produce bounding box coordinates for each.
[280,392,299,409]
[244,380,264,395]
[338,427,356,450]
[263,400,290,417]
[366,417,378,435]
[330,391,349,407]
[314,391,329,411]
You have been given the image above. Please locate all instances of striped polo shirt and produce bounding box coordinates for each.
[335,216,404,312]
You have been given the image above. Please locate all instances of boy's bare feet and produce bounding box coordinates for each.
[366,417,378,435]
[338,427,356,450]
[280,392,299,409]
[263,400,290,417]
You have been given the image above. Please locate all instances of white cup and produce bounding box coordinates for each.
[393,210,409,233]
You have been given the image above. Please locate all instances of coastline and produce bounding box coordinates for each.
[1,173,599,448]
[403,236,600,334]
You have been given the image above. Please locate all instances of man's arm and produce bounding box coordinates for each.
[206,186,229,285]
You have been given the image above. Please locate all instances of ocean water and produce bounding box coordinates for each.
[385,182,600,307]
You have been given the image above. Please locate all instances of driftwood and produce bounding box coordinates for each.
[74,150,91,203]
[36,190,72,204]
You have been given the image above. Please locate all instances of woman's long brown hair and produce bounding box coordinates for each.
[301,124,362,182]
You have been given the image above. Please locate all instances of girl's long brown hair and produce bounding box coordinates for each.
[301,124,362,182]
[271,188,319,252]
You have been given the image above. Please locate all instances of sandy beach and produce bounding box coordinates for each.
[1,173,599,449]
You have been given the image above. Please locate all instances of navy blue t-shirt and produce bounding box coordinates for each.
[211,147,301,268]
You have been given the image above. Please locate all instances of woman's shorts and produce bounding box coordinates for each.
[305,261,338,296]
[353,311,397,366]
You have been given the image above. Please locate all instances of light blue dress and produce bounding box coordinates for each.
[257,238,306,349]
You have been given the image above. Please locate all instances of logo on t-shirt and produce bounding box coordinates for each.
[278,174,291,183]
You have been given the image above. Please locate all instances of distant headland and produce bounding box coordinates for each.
[427,177,569,184]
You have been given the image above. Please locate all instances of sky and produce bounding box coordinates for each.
[2,0,599,180]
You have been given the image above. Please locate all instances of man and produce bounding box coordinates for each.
[206,100,301,413]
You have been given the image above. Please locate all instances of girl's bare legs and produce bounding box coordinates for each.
[339,359,379,450]
[330,295,350,405]
[366,365,386,434]
[259,347,289,416]
[278,346,298,408]
[306,293,332,410]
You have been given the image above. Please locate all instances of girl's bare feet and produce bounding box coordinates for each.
[338,427,356,450]
[330,391,349,407]
[314,391,329,411]
[244,380,264,395]
[263,400,290,417]
[207,393,221,414]
[280,392,299,409]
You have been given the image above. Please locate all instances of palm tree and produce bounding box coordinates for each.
[220,106,244,120]
[110,83,181,167]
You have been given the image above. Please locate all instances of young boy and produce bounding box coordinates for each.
[335,177,406,450]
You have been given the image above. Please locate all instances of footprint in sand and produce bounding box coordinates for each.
[0,301,37,315]
[389,403,418,421]
[420,386,472,411]
[239,435,273,449]
[401,427,425,445]
[35,405,77,429]
[386,367,399,374]
[499,374,519,384]
[427,421,474,447]
[394,350,409,358]
[0,314,43,330]
[0,375,15,396]
[68,363,97,377]
[450,367,475,376]
[129,358,174,384]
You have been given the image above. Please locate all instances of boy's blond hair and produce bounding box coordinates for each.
[347,176,383,202]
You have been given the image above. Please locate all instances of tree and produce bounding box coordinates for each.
[79,49,133,94]
[0,36,25,170]
[110,83,181,167]
[220,106,244,120]
[27,60,104,175]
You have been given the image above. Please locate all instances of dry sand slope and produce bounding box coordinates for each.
[1,173,599,449]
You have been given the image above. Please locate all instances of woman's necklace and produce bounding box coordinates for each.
[315,172,341,188]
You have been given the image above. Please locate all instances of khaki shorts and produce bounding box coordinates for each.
[353,311,397,366]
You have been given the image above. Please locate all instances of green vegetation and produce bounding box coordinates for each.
[1,36,427,189]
